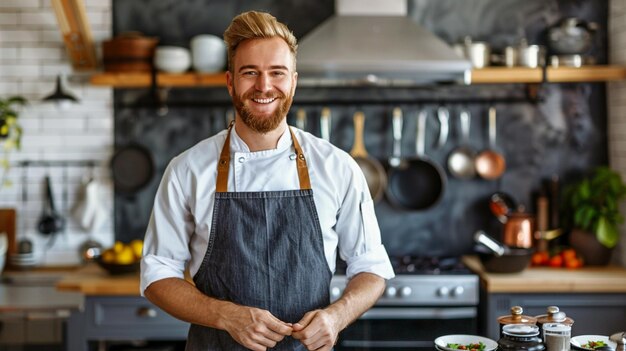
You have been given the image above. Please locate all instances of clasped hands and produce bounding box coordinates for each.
[224,305,339,351]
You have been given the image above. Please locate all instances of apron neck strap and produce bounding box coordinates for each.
[216,122,311,192]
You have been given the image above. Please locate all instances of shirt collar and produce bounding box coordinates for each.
[230,124,294,154]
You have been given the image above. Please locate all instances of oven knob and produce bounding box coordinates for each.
[451,286,465,297]
[331,286,342,299]
[385,286,398,297]
[437,286,450,297]
[399,286,412,297]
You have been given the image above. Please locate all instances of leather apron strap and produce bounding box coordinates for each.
[216,122,311,192]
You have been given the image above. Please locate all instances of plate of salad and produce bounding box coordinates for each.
[434,335,498,351]
[571,335,617,350]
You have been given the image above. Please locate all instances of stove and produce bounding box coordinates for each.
[331,256,480,350]
[331,256,478,306]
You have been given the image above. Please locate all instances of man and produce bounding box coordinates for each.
[141,10,394,351]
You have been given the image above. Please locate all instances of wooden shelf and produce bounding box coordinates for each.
[90,72,227,87]
[471,66,626,84]
[90,66,626,88]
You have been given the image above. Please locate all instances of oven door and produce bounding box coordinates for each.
[335,306,477,350]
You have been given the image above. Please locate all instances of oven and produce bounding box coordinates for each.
[331,257,479,351]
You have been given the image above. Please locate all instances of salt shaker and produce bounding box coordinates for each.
[542,323,571,351]
[610,332,625,351]
[535,306,574,334]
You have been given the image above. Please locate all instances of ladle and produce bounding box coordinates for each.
[37,176,66,236]
[475,107,506,180]
[447,109,476,179]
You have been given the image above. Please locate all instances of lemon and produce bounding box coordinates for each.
[113,241,125,254]
[114,246,135,265]
[130,239,143,259]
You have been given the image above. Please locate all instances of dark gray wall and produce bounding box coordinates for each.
[113,0,608,258]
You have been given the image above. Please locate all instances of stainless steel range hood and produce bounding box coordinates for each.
[296,0,471,86]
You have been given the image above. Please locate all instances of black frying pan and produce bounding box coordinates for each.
[111,143,155,195]
[387,110,446,210]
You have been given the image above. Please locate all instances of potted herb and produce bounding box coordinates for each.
[0,96,26,188]
[565,166,626,265]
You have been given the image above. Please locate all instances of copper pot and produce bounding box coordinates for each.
[503,207,535,248]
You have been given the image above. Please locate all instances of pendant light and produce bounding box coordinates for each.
[42,74,79,110]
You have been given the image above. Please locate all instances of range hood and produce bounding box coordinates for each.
[296,0,471,86]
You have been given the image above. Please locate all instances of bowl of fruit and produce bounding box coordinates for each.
[96,240,143,275]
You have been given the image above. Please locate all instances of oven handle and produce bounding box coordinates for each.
[359,307,476,320]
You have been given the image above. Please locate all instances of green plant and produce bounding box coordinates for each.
[0,95,27,188]
[566,166,626,248]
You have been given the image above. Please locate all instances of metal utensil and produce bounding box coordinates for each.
[436,107,449,149]
[296,109,307,130]
[389,107,404,168]
[37,176,66,236]
[447,109,476,178]
[320,107,331,142]
[474,230,508,256]
[475,106,506,180]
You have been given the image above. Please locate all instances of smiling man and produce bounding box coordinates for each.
[141,11,394,351]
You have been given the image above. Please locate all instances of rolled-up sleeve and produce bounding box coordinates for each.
[335,160,395,281]
[140,160,195,295]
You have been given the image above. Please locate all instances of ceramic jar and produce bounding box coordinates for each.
[498,324,545,351]
[498,306,538,337]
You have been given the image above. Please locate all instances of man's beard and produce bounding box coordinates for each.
[232,86,294,134]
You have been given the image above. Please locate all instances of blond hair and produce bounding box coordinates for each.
[223,11,298,72]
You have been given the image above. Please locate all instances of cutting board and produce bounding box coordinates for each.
[0,208,16,255]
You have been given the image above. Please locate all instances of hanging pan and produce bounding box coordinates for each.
[350,111,387,203]
[111,143,155,196]
[387,109,446,211]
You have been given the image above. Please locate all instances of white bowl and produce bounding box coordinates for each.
[154,46,191,73]
[155,46,190,57]
[571,335,616,350]
[190,34,226,73]
[434,334,498,351]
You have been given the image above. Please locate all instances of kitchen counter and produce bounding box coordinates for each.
[1,270,83,312]
[56,263,141,295]
[463,255,626,293]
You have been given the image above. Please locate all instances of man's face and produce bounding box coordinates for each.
[226,37,297,134]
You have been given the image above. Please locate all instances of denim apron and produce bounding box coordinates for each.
[186,124,332,351]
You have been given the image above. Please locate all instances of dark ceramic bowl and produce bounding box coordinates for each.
[476,246,534,273]
[96,257,140,275]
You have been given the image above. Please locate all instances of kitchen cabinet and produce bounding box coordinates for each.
[463,256,626,340]
[57,264,188,351]
[89,65,626,88]
[0,271,83,350]
[65,296,188,351]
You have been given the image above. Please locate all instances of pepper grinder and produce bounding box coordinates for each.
[611,332,625,351]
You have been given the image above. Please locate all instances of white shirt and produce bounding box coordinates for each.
[140,126,395,295]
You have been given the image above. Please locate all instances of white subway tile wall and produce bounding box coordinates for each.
[0,0,114,266]
[610,0,626,266]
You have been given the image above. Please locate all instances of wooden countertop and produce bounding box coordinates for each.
[463,256,626,293]
[58,259,626,296]
[56,264,141,296]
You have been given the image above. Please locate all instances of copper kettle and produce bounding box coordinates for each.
[503,206,535,249]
